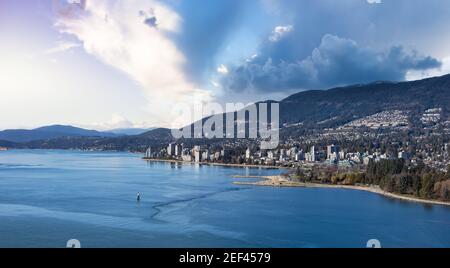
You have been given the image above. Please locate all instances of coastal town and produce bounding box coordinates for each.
[142,105,450,173]
[139,109,450,205]
[3,0,450,252]
[143,139,450,172]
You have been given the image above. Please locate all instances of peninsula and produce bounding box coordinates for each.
[234,175,450,207]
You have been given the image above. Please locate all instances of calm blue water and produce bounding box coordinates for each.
[0,150,449,248]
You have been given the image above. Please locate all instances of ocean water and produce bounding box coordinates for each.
[0,150,449,248]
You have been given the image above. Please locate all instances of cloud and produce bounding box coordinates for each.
[269,25,293,42]
[210,80,220,88]
[139,9,158,28]
[92,114,134,130]
[144,16,158,28]
[406,57,450,81]
[367,0,382,4]
[217,64,229,74]
[52,0,87,19]
[54,0,212,127]
[86,113,150,130]
[173,0,249,85]
[221,34,442,92]
[45,41,81,54]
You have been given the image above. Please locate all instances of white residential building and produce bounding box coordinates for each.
[327,144,340,161]
[167,143,176,156]
[246,148,252,159]
[175,144,183,156]
[145,147,152,158]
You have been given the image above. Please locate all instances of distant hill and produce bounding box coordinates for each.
[107,128,155,136]
[0,125,118,143]
[0,140,16,148]
[21,128,174,151]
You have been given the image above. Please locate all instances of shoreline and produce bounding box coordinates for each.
[143,158,287,169]
[234,175,450,207]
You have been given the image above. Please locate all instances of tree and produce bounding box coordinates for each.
[420,174,434,199]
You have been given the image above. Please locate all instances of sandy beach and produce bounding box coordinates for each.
[234,175,450,207]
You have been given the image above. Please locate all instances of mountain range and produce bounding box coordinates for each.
[179,73,450,138]
[0,125,158,143]
[278,74,450,128]
[0,125,120,143]
[2,73,450,150]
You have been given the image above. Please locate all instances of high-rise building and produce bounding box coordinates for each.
[145,147,152,158]
[295,151,304,162]
[221,148,229,158]
[258,150,267,158]
[175,144,183,156]
[167,143,176,156]
[310,146,317,162]
[289,147,298,158]
[327,145,340,162]
[194,149,202,163]
[246,148,252,159]
[202,150,210,161]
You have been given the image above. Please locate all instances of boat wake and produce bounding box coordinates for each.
[150,187,246,221]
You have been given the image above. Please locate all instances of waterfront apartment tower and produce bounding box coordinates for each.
[175,144,183,156]
[246,148,252,159]
[310,146,317,162]
[194,150,202,163]
[327,145,340,162]
[145,147,152,158]
[167,143,176,156]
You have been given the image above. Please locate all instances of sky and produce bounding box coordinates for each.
[1,0,450,130]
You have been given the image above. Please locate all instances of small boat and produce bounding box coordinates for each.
[0,147,8,151]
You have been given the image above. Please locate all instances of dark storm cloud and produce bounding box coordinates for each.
[222,34,442,92]
[162,0,450,93]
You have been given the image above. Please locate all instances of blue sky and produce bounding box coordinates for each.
[1,0,450,130]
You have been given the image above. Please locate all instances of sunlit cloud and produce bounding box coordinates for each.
[45,41,81,54]
[269,25,293,42]
[217,64,229,74]
[53,0,212,127]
